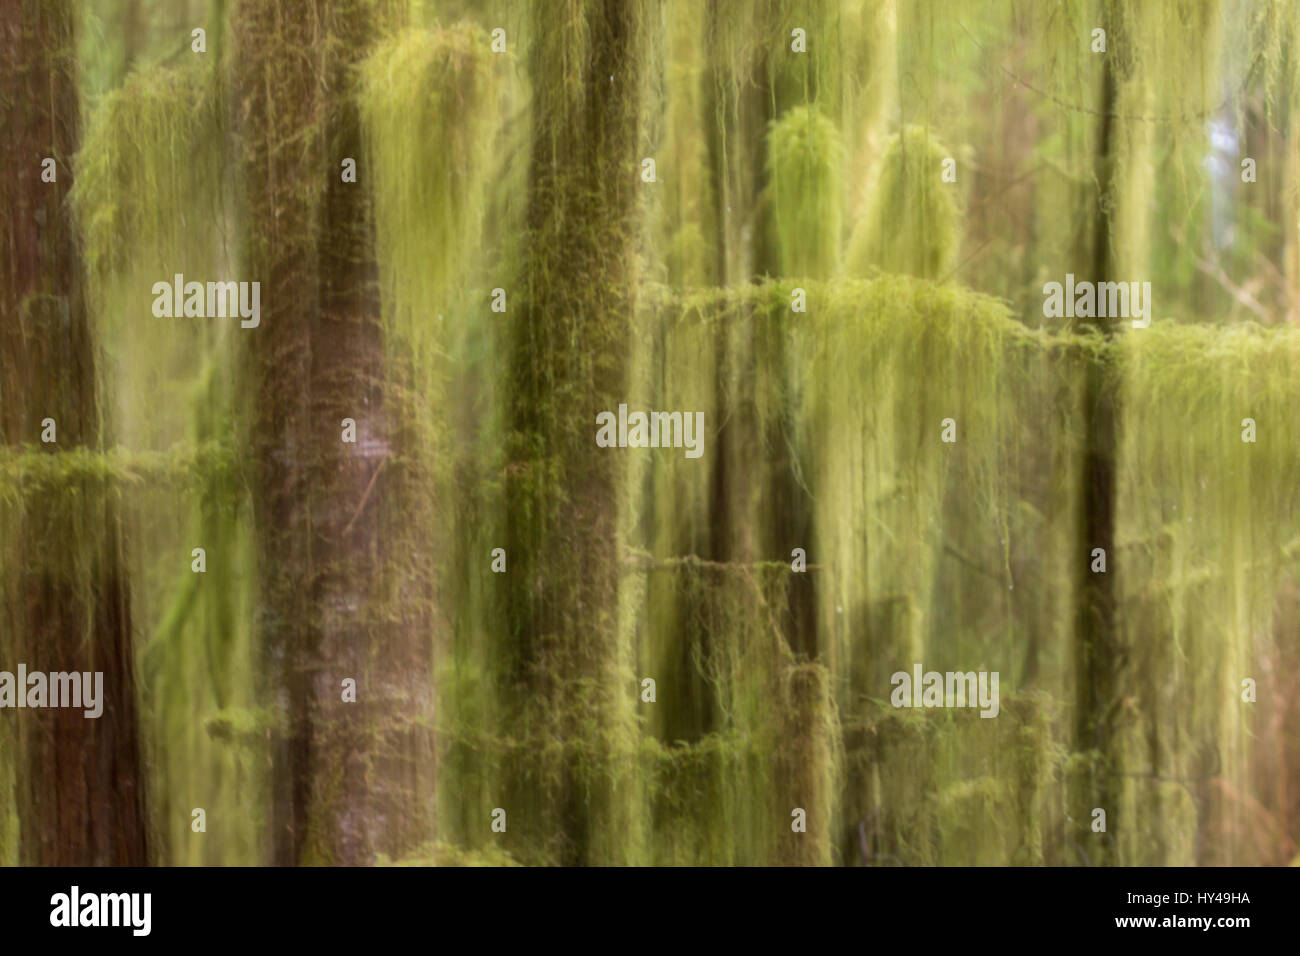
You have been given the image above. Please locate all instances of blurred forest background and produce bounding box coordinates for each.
[2,0,1300,866]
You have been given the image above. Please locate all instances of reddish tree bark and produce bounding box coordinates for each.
[0,0,148,866]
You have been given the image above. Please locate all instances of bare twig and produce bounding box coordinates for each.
[1171,225,1270,321]
[341,456,387,537]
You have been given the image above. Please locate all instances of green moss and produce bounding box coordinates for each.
[846,125,960,280]
[358,24,499,368]
[73,64,221,287]
[62,22,257,868]
[386,841,524,866]
[1115,321,1300,863]
[7,0,1298,869]
[767,106,845,278]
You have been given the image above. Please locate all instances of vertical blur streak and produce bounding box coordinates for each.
[0,0,148,865]
[503,0,651,865]
[235,0,433,866]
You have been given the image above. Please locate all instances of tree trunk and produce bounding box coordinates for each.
[504,0,651,865]
[235,0,432,866]
[1073,32,1123,867]
[0,0,148,865]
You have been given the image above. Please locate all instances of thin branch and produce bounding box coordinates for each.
[621,548,824,571]
[1171,225,1270,321]
[341,456,387,537]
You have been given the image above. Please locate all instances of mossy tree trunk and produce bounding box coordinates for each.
[504,0,650,866]
[699,4,832,862]
[697,8,779,748]
[235,0,432,866]
[1073,17,1123,866]
[0,0,148,865]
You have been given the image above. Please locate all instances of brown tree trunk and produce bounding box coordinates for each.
[235,0,432,866]
[1073,32,1123,867]
[0,0,148,865]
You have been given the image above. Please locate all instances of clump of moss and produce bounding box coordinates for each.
[767,106,845,278]
[73,64,221,286]
[358,24,499,363]
[846,125,960,280]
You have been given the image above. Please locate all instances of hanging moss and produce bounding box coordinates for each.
[652,0,713,288]
[9,0,1300,870]
[1117,321,1300,863]
[628,277,1056,864]
[358,25,508,863]
[1114,1,1225,316]
[61,34,264,863]
[645,558,795,864]
[846,125,960,279]
[701,0,784,283]
[358,24,499,368]
[74,65,220,287]
[767,106,845,278]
